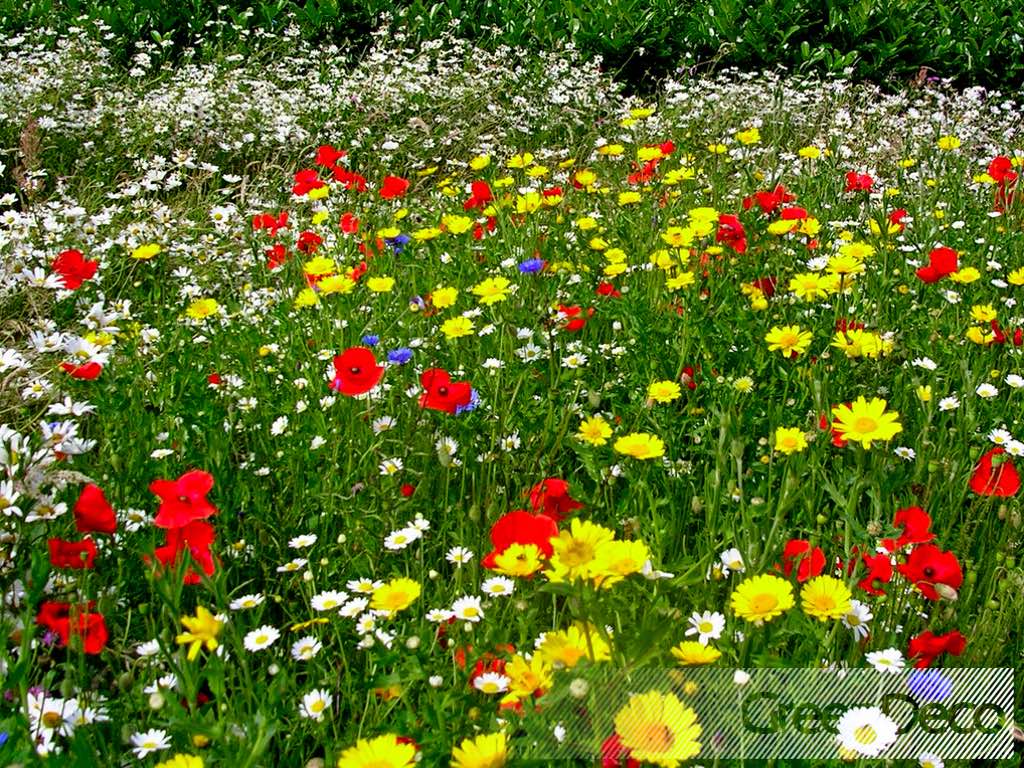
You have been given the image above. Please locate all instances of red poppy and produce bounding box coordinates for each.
[751,276,777,298]
[897,544,963,601]
[527,478,582,522]
[151,519,217,585]
[881,506,934,551]
[340,212,360,234]
[557,304,594,332]
[330,347,384,396]
[819,409,848,447]
[969,447,1020,497]
[332,167,367,192]
[680,365,697,391]
[464,180,494,211]
[907,629,966,668]
[601,733,640,768]
[150,470,217,528]
[858,552,894,595]
[481,510,559,569]
[296,230,323,255]
[314,145,346,168]
[60,361,102,380]
[780,206,808,220]
[988,156,1018,210]
[473,217,497,240]
[265,243,288,270]
[845,172,873,192]
[48,537,97,569]
[379,175,410,199]
[596,282,621,298]
[73,483,117,534]
[888,208,908,232]
[716,214,747,254]
[252,212,288,236]
[627,158,659,185]
[915,246,958,283]
[292,169,325,196]
[51,249,98,290]
[779,539,826,582]
[36,601,108,654]
[400,483,416,498]
[419,368,473,414]
[743,185,796,215]
[835,317,865,333]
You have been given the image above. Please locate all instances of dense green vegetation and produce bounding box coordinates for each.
[2,0,1023,90]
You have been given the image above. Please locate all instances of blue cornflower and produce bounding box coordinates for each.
[454,388,480,415]
[386,234,411,254]
[387,347,413,365]
[518,258,545,274]
[361,334,380,346]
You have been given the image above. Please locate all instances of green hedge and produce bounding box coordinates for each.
[3,0,1023,90]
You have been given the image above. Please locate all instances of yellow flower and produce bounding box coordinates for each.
[592,539,650,587]
[547,519,615,583]
[526,165,549,178]
[493,543,545,577]
[970,304,997,323]
[937,135,961,150]
[830,396,903,449]
[1008,267,1024,286]
[707,143,728,154]
[155,756,204,768]
[839,242,875,260]
[470,154,491,170]
[597,144,624,156]
[774,427,807,455]
[175,606,223,662]
[671,641,722,666]
[451,732,508,768]
[950,267,980,284]
[574,169,597,188]
[442,215,474,235]
[588,236,609,251]
[788,272,831,301]
[337,734,417,768]
[966,326,996,345]
[735,127,761,144]
[618,191,642,205]
[294,288,319,308]
[412,227,442,241]
[369,578,421,616]
[536,622,610,668]
[917,385,932,403]
[507,152,534,168]
[637,146,663,162]
[472,277,511,305]
[577,415,612,446]
[801,576,852,621]
[798,146,821,159]
[303,256,336,276]
[185,298,219,320]
[661,227,694,248]
[318,275,356,295]
[662,167,695,185]
[733,376,754,393]
[576,216,598,230]
[765,325,812,357]
[666,271,695,291]
[648,380,682,403]
[502,654,553,705]
[440,316,475,339]
[731,574,794,623]
[614,432,665,460]
[614,690,701,767]
[515,192,542,214]
[131,243,161,260]
[431,285,458,309]
[367,276,395,293]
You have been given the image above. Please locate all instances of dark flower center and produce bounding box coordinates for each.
[350,366,361,375]
[437,386,448,396]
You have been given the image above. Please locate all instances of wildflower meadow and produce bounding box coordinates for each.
[0,11,1022,768]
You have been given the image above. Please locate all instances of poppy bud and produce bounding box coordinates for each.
[934,583,959,601]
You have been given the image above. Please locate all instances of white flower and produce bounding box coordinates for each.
[473,672,510,694]
[270,415,289,435]
[499,432,521,451]
[719,548,745,574]
[1005,373,1024,389]
[299,689,332,721]
[988,428,1014,445]
[841,600,873,640]
[289,534,317,549]
[379,457,404,476]
[347,578,382,594]
[684,611,725,646]
[311,590,348,611]
[894,446,916,461]
[339,597,370,618]
[310,435,327,450]
[865,648,905,674]
[975,383,999,398]
[451,595,484,622]
[446,546,474,566]
[130,728,171,758]
[410,515,430,532]
[911,357,937,371]
[937,395,960,411]
[372,416,396,434]
[482,357,505,371]
[1005,439,1024,457]
[243,625,280,652]
[836,706,898,757]
[561,352,588,369]
[918,752,944,768]
[230,593,265,611]
[291,636,323,661]
[481,577,515,597]
[384,526,421,550]
[426,608,453,623]
[136,639,161,657]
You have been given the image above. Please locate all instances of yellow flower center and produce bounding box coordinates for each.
[750,594,778,614]
[854,725,878,744]
[854,417,878,434]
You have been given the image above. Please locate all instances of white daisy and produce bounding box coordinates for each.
[865,648,905,673]
[937,395,960,411]
[473,672,510,694]
[684,611,726,646]
[311,590,348,611]
[384,527,421,550]
[841,600,873,640]
[291,636,322,661]
[975,383,999,398]
[130,728,171,758]
[277,558,308,573]
[481,577,515,597]
[719,548,745,574]
[289,534,317,549]
[339,597,369,618]
[836,706,898,757]
[243,625,280,652]
[451,595,484,622]
[379,457,404,476]
[229,593,265,611]
[298,689,332,721]
[918,752,944,768]
[446,546,474,566]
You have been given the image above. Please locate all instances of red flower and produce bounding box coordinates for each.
[908,630,966,668]
[419,368,473,414]
[897,544,963,601]
[400,483,416,498]
[296,230,323,255]
[51,249,98,290]
[988,156,1018,210]
[60,361,102,380]
[888,208,908,232]
[845,172,873,192]
[858,553,894,596]
[557,304,594,332]
[73,483,117,534]
[36,601,108,654]
[315,145,346,168]
[207,372,222,386]
[150,470,217,528]
[330,347,384,396]
[481,510,558,569]
[751,276,777,298]
[252,212,288,236]
[48,537,97,569]
[881,506,934,551]
[680,365,697,391]
[340,212,360,234]
[332,167,367,192]
[596,282,621,299]
[716,214,747,254]
[780,539,826,582]
[152,520,217,585]
[969,447,1020,497]
[915,247,959,283]
[527,478,582,522]
[292,168,325,196]
[601,733,640,768]
[265,243,288,270]
[464,180,494,211]
[743,185,796,215]
[380,175,410,199]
